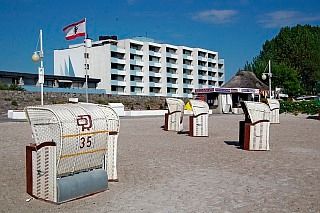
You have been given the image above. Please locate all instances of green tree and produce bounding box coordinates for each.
[271,63,301,96]
[245,25,320,95]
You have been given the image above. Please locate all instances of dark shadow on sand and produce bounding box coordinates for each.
[224,141,242,149]
[306,115,320,120]
[177,130,190,135]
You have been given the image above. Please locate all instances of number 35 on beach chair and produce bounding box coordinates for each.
[24,103,120,203]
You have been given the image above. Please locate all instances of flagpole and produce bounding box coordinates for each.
[84,18,88,103]
[85,18,87,39]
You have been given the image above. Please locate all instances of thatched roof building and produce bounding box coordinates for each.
[223,71,269,90]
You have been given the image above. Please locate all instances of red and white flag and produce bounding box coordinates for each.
[63,18,86,40]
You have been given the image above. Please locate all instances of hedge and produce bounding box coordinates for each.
[280,100,320,115]
[0,82,25,91]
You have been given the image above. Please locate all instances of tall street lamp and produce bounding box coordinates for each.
[32,29,44,105]
[262,60,272,99]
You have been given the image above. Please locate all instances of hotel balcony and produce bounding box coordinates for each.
[130,91,145,96]
[207,58,217,63]
[111,58,126,64]
[198,65,207,71]
[167,83,179,88]
[183,74,193,79]
[149,61,161,67]
[166,52,178,59]
[149,71,162,77]
[149,82,162,87]
[198,74,208,80]
[183,84,194,89]
[218,66,224,72]
[183,54,193,60]
[183,64,193,70]
[111,80,127,87]
[207,76,218,81]
[111,69,126,75]
[198,56,207,61]
[130,81,144,87]
[166,63,178,69]
[149,92,163,97]
[130,48,143,55]
[149,51,162,57]
[110,45,125,54]
[197,84,208,89]
[130,70,144,76]
[207,67,217,72]
[130,59,144,67]
[166,73,179,78]
[111,91,126,95]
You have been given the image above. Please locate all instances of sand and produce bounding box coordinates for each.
[0,114,319,212]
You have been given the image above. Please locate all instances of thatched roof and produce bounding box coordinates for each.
[222,71,269,90]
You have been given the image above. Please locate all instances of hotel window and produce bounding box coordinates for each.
[183,79,192,84]
[198,51,206,58]
[183,69,192,75]
[208,53,216,60]
[149,45,160,52]
[166,58,177,64]
[166,47,177,54]
[130,54,142,61]
[183,49,192,56]
[183,59,192,65]
[198,61,206,66]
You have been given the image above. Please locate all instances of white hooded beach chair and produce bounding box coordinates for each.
[267,99,280,124]
[25,103,120,203]
[188,100,209,137]
[164,98,185,132]
[239,101,271,151]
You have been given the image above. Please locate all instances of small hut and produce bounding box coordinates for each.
[223,70,268,90]
[194,71,268,114]
[223,71,268,108]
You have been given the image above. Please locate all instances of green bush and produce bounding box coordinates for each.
[0,82,7,90]
[280,100,320,115]
[8,84,24,91]
[0,82,25,91]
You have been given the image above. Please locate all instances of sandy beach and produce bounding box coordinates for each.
[0,114,319,212]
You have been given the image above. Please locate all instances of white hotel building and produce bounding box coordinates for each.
[54,37,225,98]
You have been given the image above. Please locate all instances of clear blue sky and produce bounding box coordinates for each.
[0,0,319,81]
